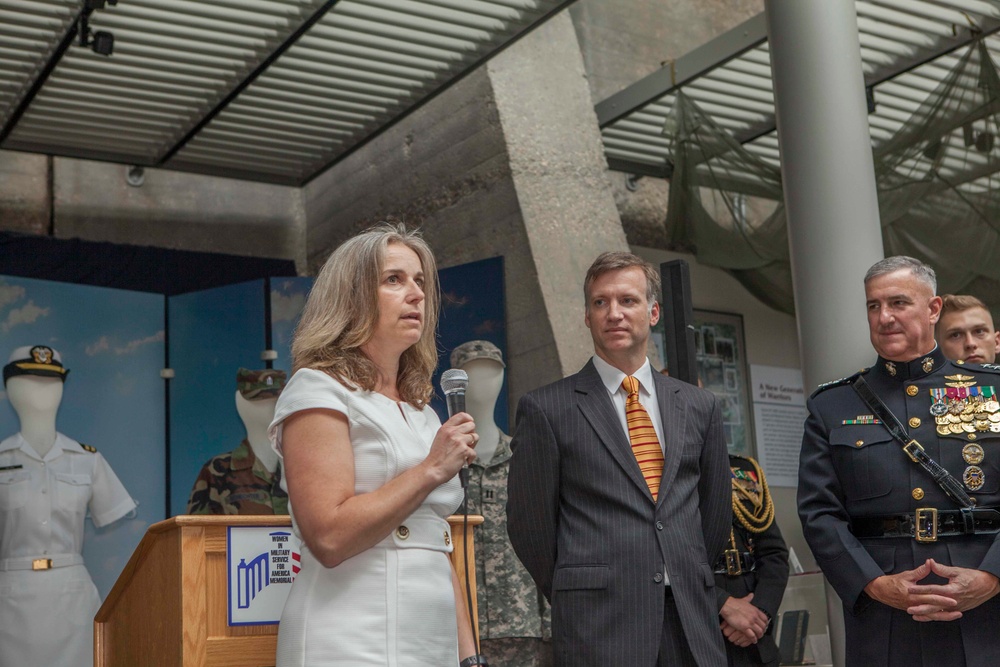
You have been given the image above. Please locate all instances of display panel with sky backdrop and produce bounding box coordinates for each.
[0,275,165,598]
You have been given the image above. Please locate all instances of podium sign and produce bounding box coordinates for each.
[227,526,302,625]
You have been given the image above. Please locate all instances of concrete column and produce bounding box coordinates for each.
[304,11,627,412]
[765,2,885,665]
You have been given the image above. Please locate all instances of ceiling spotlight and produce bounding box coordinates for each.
[91,30,114,56]
[77,0,117,57]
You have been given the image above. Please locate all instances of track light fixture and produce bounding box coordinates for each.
[77,0,117,57]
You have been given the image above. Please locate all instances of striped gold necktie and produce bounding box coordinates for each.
[622,375,664,501]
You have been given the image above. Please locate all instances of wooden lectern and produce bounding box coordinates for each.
[95,514,483,667]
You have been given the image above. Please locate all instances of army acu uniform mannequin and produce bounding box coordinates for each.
[714,455,788,667]
[799,256,1000,667]
[187,368,289,515]
[452,341,552,667]
[0,345,136,667]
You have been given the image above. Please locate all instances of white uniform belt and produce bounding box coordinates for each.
[0,554,84,571]
[374,512,453,553]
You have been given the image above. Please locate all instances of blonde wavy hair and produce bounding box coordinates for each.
[292,222,440,407]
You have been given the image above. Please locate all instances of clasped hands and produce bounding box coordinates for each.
[863,559,1000,622]
[719,593,769,647]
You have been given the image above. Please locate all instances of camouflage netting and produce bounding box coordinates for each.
[664,39,1000,316]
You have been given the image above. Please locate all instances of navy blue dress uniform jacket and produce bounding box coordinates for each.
[714,455,788,667]
[507,360,731,666]
[798,346,1000,667]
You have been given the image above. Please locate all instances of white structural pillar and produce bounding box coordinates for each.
[765,2,886,666]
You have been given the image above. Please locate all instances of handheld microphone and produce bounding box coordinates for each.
[440,368,470,487]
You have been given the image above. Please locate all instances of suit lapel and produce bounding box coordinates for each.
[654,373,686,508]
[575,361,653,501]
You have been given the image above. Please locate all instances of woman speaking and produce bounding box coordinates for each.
[269,223,482,666]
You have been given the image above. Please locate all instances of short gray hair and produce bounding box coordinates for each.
[864,256,937,293]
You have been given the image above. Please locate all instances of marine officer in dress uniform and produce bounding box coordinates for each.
[715,455,788,667]
[0,345,136,667]
[798,256,1000,667]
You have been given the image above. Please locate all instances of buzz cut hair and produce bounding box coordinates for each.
[863,255,937,294]
[584,251,661,310]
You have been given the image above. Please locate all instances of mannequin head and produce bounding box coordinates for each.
[463,358,504,406]
[234,368,286,473]
[235,391,278,435]
[7,375,63,421]
[3,345,68,437]
[451,340,505,404]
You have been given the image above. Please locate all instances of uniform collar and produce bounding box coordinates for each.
[471,432,512,469]
[874,345,946,382]
[0,432,80,461]
[232,439,279,483]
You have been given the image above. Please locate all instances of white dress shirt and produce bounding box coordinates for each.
[591,355,665,451]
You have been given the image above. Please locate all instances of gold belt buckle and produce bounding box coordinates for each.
[31,558,53,570]
[724,549,743,576]
[915,508,938,543]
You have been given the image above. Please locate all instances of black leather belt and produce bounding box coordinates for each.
[714,550,755,576]
[851,507,1000,543]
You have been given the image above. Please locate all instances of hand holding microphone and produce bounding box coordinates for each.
[441,368,477,487]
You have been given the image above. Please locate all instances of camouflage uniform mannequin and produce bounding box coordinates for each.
[187,368,288,515]
[452,341,551,667]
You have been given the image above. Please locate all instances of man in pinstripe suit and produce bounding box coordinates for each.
[507,252,730,666]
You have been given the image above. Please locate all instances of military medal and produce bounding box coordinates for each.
[963,443,985,465]
[931,379,1000,438]
[964,466,985,491]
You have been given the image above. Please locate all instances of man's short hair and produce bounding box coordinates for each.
[863,255,937,293]
[584,251,661,308]
[938,294,993,327]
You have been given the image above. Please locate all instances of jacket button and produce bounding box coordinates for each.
[906,385,919,396]
[908,417,921,428]
[395,525,410,540]
[655,521,664,530]
[855,440,864,447]
[653,573,663,583]
[912,488,924,500]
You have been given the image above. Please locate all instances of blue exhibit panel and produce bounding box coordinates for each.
[269,277,314,375]
[168,280,266,517]
[433,257,509,432]
[0,275,165,599]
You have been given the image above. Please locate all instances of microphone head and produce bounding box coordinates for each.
[440,368,469,395]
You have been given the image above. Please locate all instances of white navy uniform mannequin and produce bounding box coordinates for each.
[235,390,279,473]
[0,346,136,667]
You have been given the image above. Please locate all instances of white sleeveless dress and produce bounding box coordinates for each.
[269,369,464,666]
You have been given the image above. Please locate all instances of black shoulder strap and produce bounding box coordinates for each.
[852,375,975,509]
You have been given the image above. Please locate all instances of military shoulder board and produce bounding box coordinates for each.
[811,369,868,398]
[80,443,97,453]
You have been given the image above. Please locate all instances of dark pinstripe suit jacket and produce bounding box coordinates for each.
[507,360,730,666]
